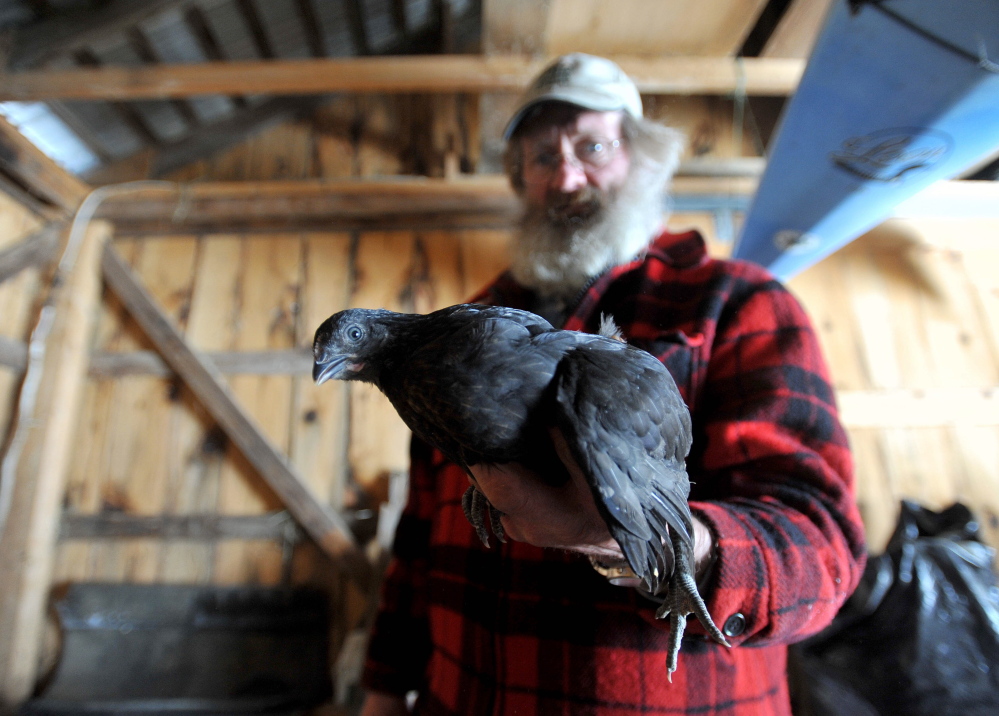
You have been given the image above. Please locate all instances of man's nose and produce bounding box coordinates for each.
[552,155,588,192]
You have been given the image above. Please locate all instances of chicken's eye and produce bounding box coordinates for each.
[347,326,363,341]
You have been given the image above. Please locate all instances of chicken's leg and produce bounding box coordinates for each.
[656,530,730,679]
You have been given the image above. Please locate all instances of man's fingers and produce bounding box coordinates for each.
[548,426,586,483]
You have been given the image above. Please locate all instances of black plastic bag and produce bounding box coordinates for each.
[789,500,999,716]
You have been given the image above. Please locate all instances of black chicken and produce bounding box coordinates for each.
[312,303,729,675]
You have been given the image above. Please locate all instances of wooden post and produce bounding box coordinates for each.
[0,221,109,708]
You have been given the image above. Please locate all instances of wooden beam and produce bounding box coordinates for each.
[94,176,522,234]
[92,174,758,234]
[0,55,806,101]
[0,221,108,704]
[99,244,358,562]
[89,347,312,378]
[0,171,57,218]
[0,221,61,285]
[59,511,298,541]
[0,116,89,214]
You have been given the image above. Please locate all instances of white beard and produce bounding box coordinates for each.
[508,148,677,301]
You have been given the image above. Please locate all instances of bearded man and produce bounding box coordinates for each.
[360,54,866,716]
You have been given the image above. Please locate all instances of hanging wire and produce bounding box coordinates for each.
[853,0,999,74]
[731,57,747,157]
[0,181,178,542]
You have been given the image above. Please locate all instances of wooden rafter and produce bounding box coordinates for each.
[0,222,62,285]
[93,176,519,233]
[0,116,89,214]
[0,55,805,101]
[99,244,360,564]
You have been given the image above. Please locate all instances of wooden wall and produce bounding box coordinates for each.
[32,96,999,635]
[788,217,999,553]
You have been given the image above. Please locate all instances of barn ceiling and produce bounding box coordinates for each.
[0,0,826,179]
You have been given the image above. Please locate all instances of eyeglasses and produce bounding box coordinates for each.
[522,136,623,183]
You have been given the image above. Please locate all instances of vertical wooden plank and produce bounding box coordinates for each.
[128,237,199,582]
[288,233,354,617]
[85,238,199,583]
[837,235,906,391]
[213,234,302,585]
[845,428,896,553]
[53,240,141,583]
[960,243,999,370]
[0,220,108,704]
[904,242,999,387]
[789,250,869,392]
[357,96,404,178]
[348,231,416,492]
[458,229,510,299]
[314,97,360,179]
[75,239,149,582]
[414,231,465,312]
[291,233,353,506]
[158,235,244,583]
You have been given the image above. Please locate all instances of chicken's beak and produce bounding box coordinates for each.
[313,355,351,385]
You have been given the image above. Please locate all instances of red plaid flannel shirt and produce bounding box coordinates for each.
[362,229,867,715]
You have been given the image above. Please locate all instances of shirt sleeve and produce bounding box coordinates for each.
[360,437,437,695]
[684,269,867,647]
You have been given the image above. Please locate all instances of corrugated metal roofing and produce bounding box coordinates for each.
[0,0,480,177]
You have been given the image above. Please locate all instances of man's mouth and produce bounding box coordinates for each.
[547,189,602,224]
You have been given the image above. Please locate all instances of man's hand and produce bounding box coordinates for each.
[360,692,408,716]
[468,428,622,558]
[468,427,716,582]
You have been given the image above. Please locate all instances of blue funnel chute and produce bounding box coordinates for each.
[732,0,999,280]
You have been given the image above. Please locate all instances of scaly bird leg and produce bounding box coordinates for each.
[655,530,730,680]
[461,485,506,547]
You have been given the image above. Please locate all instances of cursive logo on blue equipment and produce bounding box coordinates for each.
[830,127,952,182]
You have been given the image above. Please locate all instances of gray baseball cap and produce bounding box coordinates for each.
[503,53,643,140]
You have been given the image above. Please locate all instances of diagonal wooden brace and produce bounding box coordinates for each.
[100,243,362,567]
